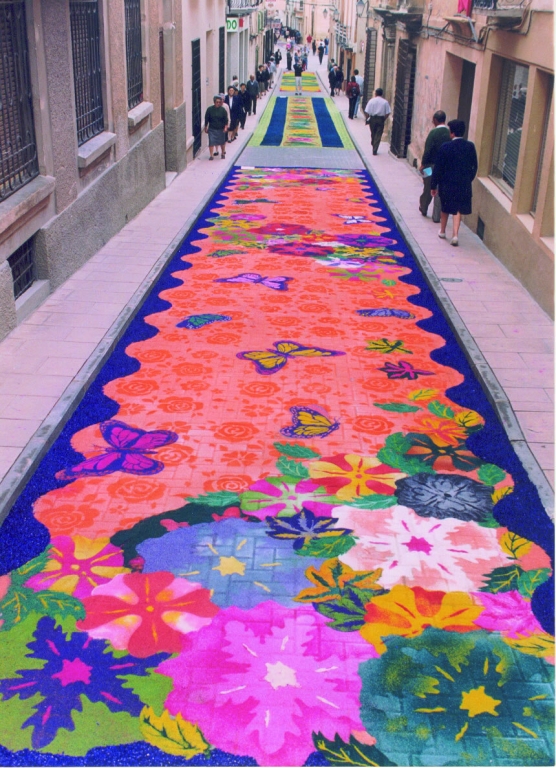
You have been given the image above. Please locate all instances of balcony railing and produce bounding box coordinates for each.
[473,0,525,10]
[228,0,262,10]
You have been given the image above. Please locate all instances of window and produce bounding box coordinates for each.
[531,76,552,215]
[70,0,104,145]
[0,0,39,202]
[491,60,528,193]
[8,235,35,299]
[125,0,143,110]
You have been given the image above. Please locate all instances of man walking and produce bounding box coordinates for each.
[431,119,478,246]
[317,42,324,64]
[328,65,337,96]
[353,69,364,117]
[419,110,450,221]
[294,60,304,96]
[245,74,259,115]
[238,83,250,128]
[364,88,391,155]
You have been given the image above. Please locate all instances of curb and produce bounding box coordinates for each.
[341,112,554,517]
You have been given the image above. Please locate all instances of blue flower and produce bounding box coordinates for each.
[266,508,352,550]
[0,617,167,749]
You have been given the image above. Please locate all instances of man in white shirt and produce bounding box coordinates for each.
[353,69,364,118]
[364,88,391,155]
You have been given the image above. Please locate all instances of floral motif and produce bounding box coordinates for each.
[0,617,165,748]
[308,454,405,501]
[240,476,336,519]
[360,585,483,652]
[266,509,352,551]
[404,433,483,472]
[252,222,310,237]
[78,572,219,657]
[157,602,375,766]
[138,518,327,609]
[395,473,494,521]
[334,505,512,592]
[25,536,129,599]
[472,590,545,637]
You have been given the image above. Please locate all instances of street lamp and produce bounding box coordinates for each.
[356,0,370,16]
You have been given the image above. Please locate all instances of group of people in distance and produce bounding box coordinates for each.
[203,53,281,160]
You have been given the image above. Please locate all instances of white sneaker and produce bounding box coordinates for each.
[450,236,459,246]
[438,231,446,239]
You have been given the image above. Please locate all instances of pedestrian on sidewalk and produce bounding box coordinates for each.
[346,76,360,119]
[318,42,324,64]
[335,66,344,96]
[328,66,337,96]
[268,57,277,87]
[286,50,292,70]
[431,119,478,247]
[204,96,229,160]
[224,86,242,142]
[312,40,317,55]
[238,83,250,129]
[364,88,391,155]
[324,36,329,54]
[256,65,266,95]
[353,69,364,117]
[274,49,282,66]
[419,110,451,222]
[294,60,304,96]
[246,75,259,115]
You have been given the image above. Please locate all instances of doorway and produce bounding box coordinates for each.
[457,60,475,139]
[390,39,417,158]
[191,39,202,156]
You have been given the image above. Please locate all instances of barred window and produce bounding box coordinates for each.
[125,0,143,110]
[0,0,39,202]
[70,0,104,146]
[8,235,35,299]
[491,60,529,194]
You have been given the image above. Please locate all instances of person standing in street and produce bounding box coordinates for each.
[286,49,292,70]
[204,96,229,160]
[419,110,451,221]
[328,65,337,96]
[364,88,391,155]
[312,40,317,55]
[335,65,344,96]
[353,69,364,117]
[317,42,324,64]
[245,74,259,115]
[431,119,478,246]
[346,76,360,119]
[294,60,304,96]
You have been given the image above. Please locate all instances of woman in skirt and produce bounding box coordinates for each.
[204,96,229,160]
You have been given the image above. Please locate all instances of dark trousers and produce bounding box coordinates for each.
[348,96,357,119]
[419,173,442,221]
[369,115,386,154]
[318,52,323,64]
[240,110,247,129]
[244,95,252,115]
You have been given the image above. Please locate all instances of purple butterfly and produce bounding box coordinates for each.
[378,360,435,380]
[357,308,415,319]
[214,273,293,291]
[56,420,178,482]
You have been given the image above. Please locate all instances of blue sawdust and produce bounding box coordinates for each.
[312,99,344,148]
[260,97,288,146]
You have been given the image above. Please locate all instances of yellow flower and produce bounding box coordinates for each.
[308,454,405,502]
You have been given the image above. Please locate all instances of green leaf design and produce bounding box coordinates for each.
[373,402,421,413]
[381,279,397,287]
[11,548,51,585]
[312,731,397,766]
[427,400,455,419]
[477,510,501,528]
[184,491,240,507]
[479,565,524,594]
[0,586,84,631]
[382,432,412,454]
[297,535,356,558]
[276,456,310,478]
[477,463,507,485]
[517,568,551,600]
[273,442,321,459]
[295,559,383,603]
[343,495,398,510]
[377,448,434,476]
[314,586,375,632]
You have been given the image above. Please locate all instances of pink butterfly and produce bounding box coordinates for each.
[160,519,190,531]
[56,420,178,482]
[214,273,293,291]
[378,360,435,380]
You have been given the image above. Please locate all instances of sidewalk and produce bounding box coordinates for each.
[0,60,553,520]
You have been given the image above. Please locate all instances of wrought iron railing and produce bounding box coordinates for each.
[70,0,104,146]
[125,0,143,110]
[8,236,35,299]
[473,0,525,10]
[0,0,39,202]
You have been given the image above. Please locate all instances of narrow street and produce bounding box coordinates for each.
[0,53,553,766]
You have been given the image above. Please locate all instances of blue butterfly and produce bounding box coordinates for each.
[177,314,232,329]
[356,309,415,319]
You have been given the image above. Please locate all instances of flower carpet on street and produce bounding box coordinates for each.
[249,96,353,149]
[280,72,321,92]
[0,159,553,766]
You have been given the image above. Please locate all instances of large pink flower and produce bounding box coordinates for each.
[472,590,545,638]
[156,601,376,766]
[334,505,512,592]
[240,476,336,519]
[25,536,129,599]
[78,572,219,657]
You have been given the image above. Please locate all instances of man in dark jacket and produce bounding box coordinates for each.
[224,86,243,142]
[238,83,251,128]
[431,119,478,246]
[317,42,324,64]
[245,75,259,115]
[335,66,344,95]
[328,66,337,96]
[294,60,304,96]
[419,110,451,221]
[286,50,292,70]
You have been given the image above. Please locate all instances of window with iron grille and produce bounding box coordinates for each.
[125,0,143,110]
[491,60,528,194]
[70,0,104,146]
[8,235,35,299]
[0,1,39,202]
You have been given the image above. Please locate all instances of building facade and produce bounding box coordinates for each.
[332,0,553,314]
[0,0,187,341]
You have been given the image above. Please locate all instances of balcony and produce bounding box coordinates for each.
[227,0,262,16]
[471,0,526,24]
[372,3,423,31]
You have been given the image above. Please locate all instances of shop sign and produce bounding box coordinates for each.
[226,17,239,32]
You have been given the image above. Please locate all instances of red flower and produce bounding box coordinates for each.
[252,222,310,236]
[78,572,219,657]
